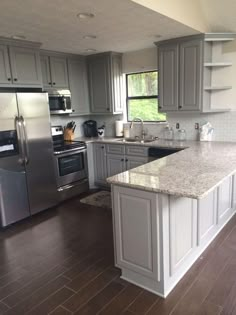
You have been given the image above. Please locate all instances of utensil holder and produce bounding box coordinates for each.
[64,128,74,141]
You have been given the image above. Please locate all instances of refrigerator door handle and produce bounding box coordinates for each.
[15,116,26,166]
[20,115,30,165]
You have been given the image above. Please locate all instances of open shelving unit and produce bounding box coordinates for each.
[202,33,235,113]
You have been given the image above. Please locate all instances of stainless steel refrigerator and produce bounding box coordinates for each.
[0,92,58,227]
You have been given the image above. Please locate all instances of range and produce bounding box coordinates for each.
[51,126,89,201]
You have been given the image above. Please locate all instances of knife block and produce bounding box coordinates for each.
[64,128,74,141]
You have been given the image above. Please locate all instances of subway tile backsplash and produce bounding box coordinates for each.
[50,111,236,142]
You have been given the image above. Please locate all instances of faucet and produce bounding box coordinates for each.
[130,117,145,140]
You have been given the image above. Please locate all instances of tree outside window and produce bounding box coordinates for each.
[126,71,166,122]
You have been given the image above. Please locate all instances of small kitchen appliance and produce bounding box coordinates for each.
[83,120,97,137]
[47,89,72,115]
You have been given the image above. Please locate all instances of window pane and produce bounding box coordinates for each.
[128,99,166,121]
[127,71,158,97]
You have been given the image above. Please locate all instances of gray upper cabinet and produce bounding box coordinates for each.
[88,52,123,114]
[158,43,178,111]
[50,56,68,88]
[40,54,69,89]
[9,47,42,86]
[179,39,203,111]
[157,35,204,113]
[0,45,11,85]
[40,55,51,88]
[68,58,90,115]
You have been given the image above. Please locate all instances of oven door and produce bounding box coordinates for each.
[55,149,88,187]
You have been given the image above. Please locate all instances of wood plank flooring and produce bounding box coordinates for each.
[0,193,235,314]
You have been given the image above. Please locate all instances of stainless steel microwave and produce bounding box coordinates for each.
[46,89,72,115]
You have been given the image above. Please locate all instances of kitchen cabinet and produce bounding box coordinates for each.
[87,52,123,114]
[0,40,42,88]
[126,156,148,170]
[9,47,42,86]
[94,143,107,186]
[107,154,125,177]
[40,54,69,89]
[0,45,12,85]
[68,57,90,115]
[156,33,234,113]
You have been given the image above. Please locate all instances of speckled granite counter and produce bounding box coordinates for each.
[76,137,236,199]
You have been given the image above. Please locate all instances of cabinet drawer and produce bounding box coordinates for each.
[125,145,148,157]
[107,144,125,155]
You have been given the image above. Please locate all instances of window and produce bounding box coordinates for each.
[126,71,166,122]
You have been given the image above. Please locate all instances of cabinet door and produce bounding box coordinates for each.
[88,56,111,113]
[0,45,12,85]
[50,56,69,88]
[94,144,107,185]
[107,154,125,177]
[9,47,42,86]
[112,55,123,113]
[68,58,90,115]
[158,43,178,111]
[179,39,203,111]
[40,55,52,88]
[126,156,148,171]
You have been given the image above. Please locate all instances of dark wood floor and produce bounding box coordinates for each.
[0,194,236,315]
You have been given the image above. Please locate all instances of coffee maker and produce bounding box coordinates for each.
[83,120,98,137]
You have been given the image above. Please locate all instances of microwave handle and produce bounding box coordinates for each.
[63,97,67,111]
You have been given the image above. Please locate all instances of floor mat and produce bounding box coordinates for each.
[80,191,111,209]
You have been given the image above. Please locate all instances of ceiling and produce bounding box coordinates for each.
[0,0,198,55]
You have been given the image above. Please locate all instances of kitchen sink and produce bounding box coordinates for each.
[117,138,156,143]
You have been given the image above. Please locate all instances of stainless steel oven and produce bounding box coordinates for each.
[47,89,72,115]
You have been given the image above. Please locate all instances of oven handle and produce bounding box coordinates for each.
[54,147,87,155]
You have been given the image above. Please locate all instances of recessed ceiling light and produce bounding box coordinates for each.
[77,12,95,19]
[83,35,97,39]
[11,35,26,40]
[86,48,97,53]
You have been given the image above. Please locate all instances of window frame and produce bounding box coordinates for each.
[126,70,165,123]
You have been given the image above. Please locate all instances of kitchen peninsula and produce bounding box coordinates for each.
[107,141,236,297]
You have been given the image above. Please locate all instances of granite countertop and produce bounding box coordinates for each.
[76,137,236,199]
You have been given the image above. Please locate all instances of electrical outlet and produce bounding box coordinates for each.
[176,123,180,129]
[195,123,199,130]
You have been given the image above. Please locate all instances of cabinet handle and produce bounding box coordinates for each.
[48,82,52,85]
[101,146,104,149]
[178,105,183,109]
[106,108,110,111]
[53,82,56,85]
[158,105,162,109]
[14,78,18,81]
[121,158,124,162]
[125,158,128,162]
[8,78,11,81]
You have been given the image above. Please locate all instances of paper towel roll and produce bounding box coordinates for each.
[115,121,124,137]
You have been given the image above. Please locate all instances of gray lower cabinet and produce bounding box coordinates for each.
[68,58,90,115]
[107,154,125,178]
[94,143,107,185]
[126,155,148,170]
[0,45,11,85]
[9,47,42,86]
[88,52,123,114]
[40,54,69,89]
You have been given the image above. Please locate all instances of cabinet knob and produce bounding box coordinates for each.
[8,78,11,81]
[125,158,128,162]
[158,106,162,109]
[121,158,124,162]
[14,78,18,81]
[106,108,110,111]
[48,82,51,85]
[53,82,56,85]
[178,105,183,109]
[101,146,104,149]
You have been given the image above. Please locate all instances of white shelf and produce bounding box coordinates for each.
[202,108,231,113]
[204,62,232,67]
[204,86,232,91]
[205,38,234,42]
